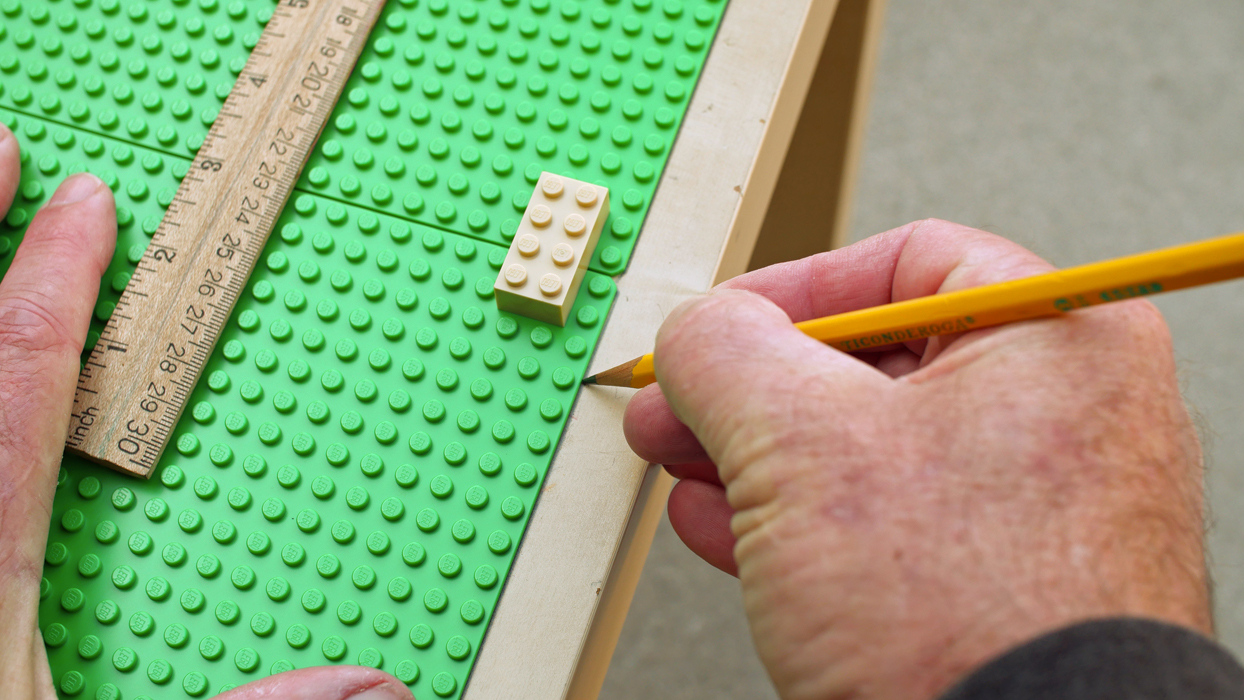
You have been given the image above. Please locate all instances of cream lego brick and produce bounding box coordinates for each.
[494,172,610,326]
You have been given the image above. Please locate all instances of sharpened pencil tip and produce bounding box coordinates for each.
[581,374,597,385]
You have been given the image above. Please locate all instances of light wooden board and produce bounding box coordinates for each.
[749,0,888,269]
[461,0,865,697]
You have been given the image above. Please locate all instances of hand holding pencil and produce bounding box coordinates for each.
[620,219,1210,700]
[589,225,1244,388]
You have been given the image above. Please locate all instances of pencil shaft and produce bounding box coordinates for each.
[590,231,1244,389]
[804,231,1244,351]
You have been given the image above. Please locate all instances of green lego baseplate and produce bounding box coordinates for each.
[297,0,723,272]
[0,0,731,696]
[0,0,726,272]
[0,107,187,344]
[23,99,618,700]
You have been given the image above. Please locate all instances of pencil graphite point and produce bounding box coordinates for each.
[582,356,647,388]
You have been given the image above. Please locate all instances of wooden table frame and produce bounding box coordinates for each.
[463,0,887,697]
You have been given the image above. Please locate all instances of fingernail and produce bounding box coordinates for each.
[48,173,104,207]
[0,123,12,144]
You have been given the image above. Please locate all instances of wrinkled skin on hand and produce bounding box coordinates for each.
[624,219,1209,700]
[0,125,410,700]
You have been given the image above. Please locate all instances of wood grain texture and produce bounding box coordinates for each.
[462,0,848,697]
[711,0,844,283]
[749,0,887,269]
[65,0,384,477]
[564,465,672,700]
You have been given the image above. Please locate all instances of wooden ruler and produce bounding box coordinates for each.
[65,0,386,477]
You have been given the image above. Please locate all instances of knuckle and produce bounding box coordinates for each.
[1116,298,1172,343]
[1126,297,1167,325]
[908,217,969,239]
[683,291,738,322]
[27,215,85,253]
[700,289,773,320]
[908,217,1004,249]
[662,292,758,348]
[0,293,80,357]
[1071,300,1175,373]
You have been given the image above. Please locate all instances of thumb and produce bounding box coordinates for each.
[216,666,412,700]
[653,289,889,485]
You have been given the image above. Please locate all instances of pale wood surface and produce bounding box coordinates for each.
[463,0,861,697]
[710,0,845,283]
[66,0,383,477]
[749,0,887,269]
[564,466,672,699]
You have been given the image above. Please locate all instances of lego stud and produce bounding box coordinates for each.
[529,204,552,227]
[516,234,540,258]
[563,213,586,237]
[541,177,564,198]
[551,243,575,267]
[539,273,562,297]
[575,185,597,207]
[504,264,528,287]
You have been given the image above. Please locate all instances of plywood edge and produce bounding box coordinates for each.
[564,467,673,700]
[747,0,888,269]
[713,0,843,283]
[561,0,860,686]
[830,0,887,250]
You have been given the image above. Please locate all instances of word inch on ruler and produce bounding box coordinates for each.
[65,0,386,477]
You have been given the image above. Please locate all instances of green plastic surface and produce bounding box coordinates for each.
[0,0,727,272]
[38,179,618,699]
[297,0,725,272]
[0,107,187,347]
[0,0,266,155]
[0,0,729,696]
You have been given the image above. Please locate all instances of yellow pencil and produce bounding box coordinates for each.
[584,230,1244,389]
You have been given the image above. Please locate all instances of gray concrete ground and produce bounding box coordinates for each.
[602,1,1244,698]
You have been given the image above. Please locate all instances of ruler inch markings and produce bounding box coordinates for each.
[65,0,386,477]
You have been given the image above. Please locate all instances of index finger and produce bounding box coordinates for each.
[719,219,1054,324]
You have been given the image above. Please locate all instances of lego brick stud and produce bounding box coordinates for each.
[494,172,609,326]
[563,213,586,237]
[539,273,562,296]
[516,234,540,257]
[541,176,564,198]
[529,204,552,227]
[504,263,527,287]
[550,243,575,267]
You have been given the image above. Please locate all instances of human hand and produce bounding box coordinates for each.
[0,126,410,700]
[623,219,1209,700]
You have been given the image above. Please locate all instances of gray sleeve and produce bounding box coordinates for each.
[937,618,1244,700]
